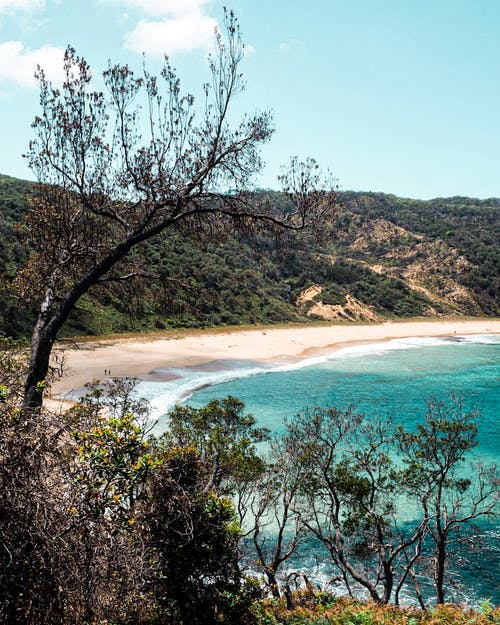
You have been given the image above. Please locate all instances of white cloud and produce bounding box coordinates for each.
[279,38,304,53]
[110,0,217,56]
[0,0,45,12]
[124,10,217,57]
[0,41,65,87]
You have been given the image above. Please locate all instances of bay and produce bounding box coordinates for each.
[136,334,499,603]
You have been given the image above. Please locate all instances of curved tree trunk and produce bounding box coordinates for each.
[24,316,60,409]
[329,525,383,604]
[23,240,135,409]
[23,288,82,409]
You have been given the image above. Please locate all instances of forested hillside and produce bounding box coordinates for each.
[0,175,32,337]
[0,174,498,339]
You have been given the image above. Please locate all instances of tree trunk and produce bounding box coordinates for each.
[435,540,446,604]
[23,241,136,409]
[381,560,393,604]
[265,568,280,598]
[332,530,383,604]
[23,310,65,409]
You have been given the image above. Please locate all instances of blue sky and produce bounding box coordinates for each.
[0,0,499,198]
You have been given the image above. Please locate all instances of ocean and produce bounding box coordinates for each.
[135,333,499,604]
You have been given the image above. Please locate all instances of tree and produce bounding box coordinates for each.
[18,10,336,409]
[285,406,427,605]
[244,436,305,600]
[339,414,428,607]
[397,397,499,605]
[138,442,246,625]
[133,396,269,623]
[166,395,269,495]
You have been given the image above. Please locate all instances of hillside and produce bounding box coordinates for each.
[0,175,498,339]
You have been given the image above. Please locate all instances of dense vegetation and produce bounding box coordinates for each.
[338,192,500,315]
[1,174,498,340]
[0,175,32,337]
[1,349,498,623]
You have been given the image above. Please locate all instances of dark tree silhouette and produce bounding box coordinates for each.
[19,10,336,408]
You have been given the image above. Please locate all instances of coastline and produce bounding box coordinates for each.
[51,319,500,399]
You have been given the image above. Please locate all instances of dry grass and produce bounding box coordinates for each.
[253,595,499,624]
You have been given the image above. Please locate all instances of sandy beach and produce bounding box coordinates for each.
[51,319,500,400]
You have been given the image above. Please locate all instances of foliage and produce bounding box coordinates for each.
[0,176,33,338]
[1,180,499,342]
[1,352,498,622]
[251,594,500,624]
[338,192,499,315]
[282,407,418,604]
[69,407,156,522]
[0,369,155,623]
[243,436,307,599]
[273,401,498,606]
[138,443,247,624]
[396,397,500,604]
[0,344,264,624]
[0,356,67,623]
[166,395,269,495]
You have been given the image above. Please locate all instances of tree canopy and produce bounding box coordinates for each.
[19,11,336,408]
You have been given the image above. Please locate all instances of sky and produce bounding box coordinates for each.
[0,0,499,199]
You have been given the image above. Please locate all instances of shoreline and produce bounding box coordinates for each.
[51,319,500,399]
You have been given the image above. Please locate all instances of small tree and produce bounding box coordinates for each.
[146,396,269,621]
[285,407,374,598]
[245,436,306,599]
[138,441,250,625]
[166,395,269,495]
[341,415,428,606]
[18,10,336,409]
[397,397,499,605]
[285,406,427,604]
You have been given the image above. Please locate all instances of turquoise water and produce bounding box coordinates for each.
[136,334,499,603]
[185,337,498,451]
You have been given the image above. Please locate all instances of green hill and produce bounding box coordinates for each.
[0,175,498,339]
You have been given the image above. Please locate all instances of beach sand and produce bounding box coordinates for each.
[51,319,500,399]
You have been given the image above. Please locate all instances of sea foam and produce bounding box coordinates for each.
[136,334,499,425]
